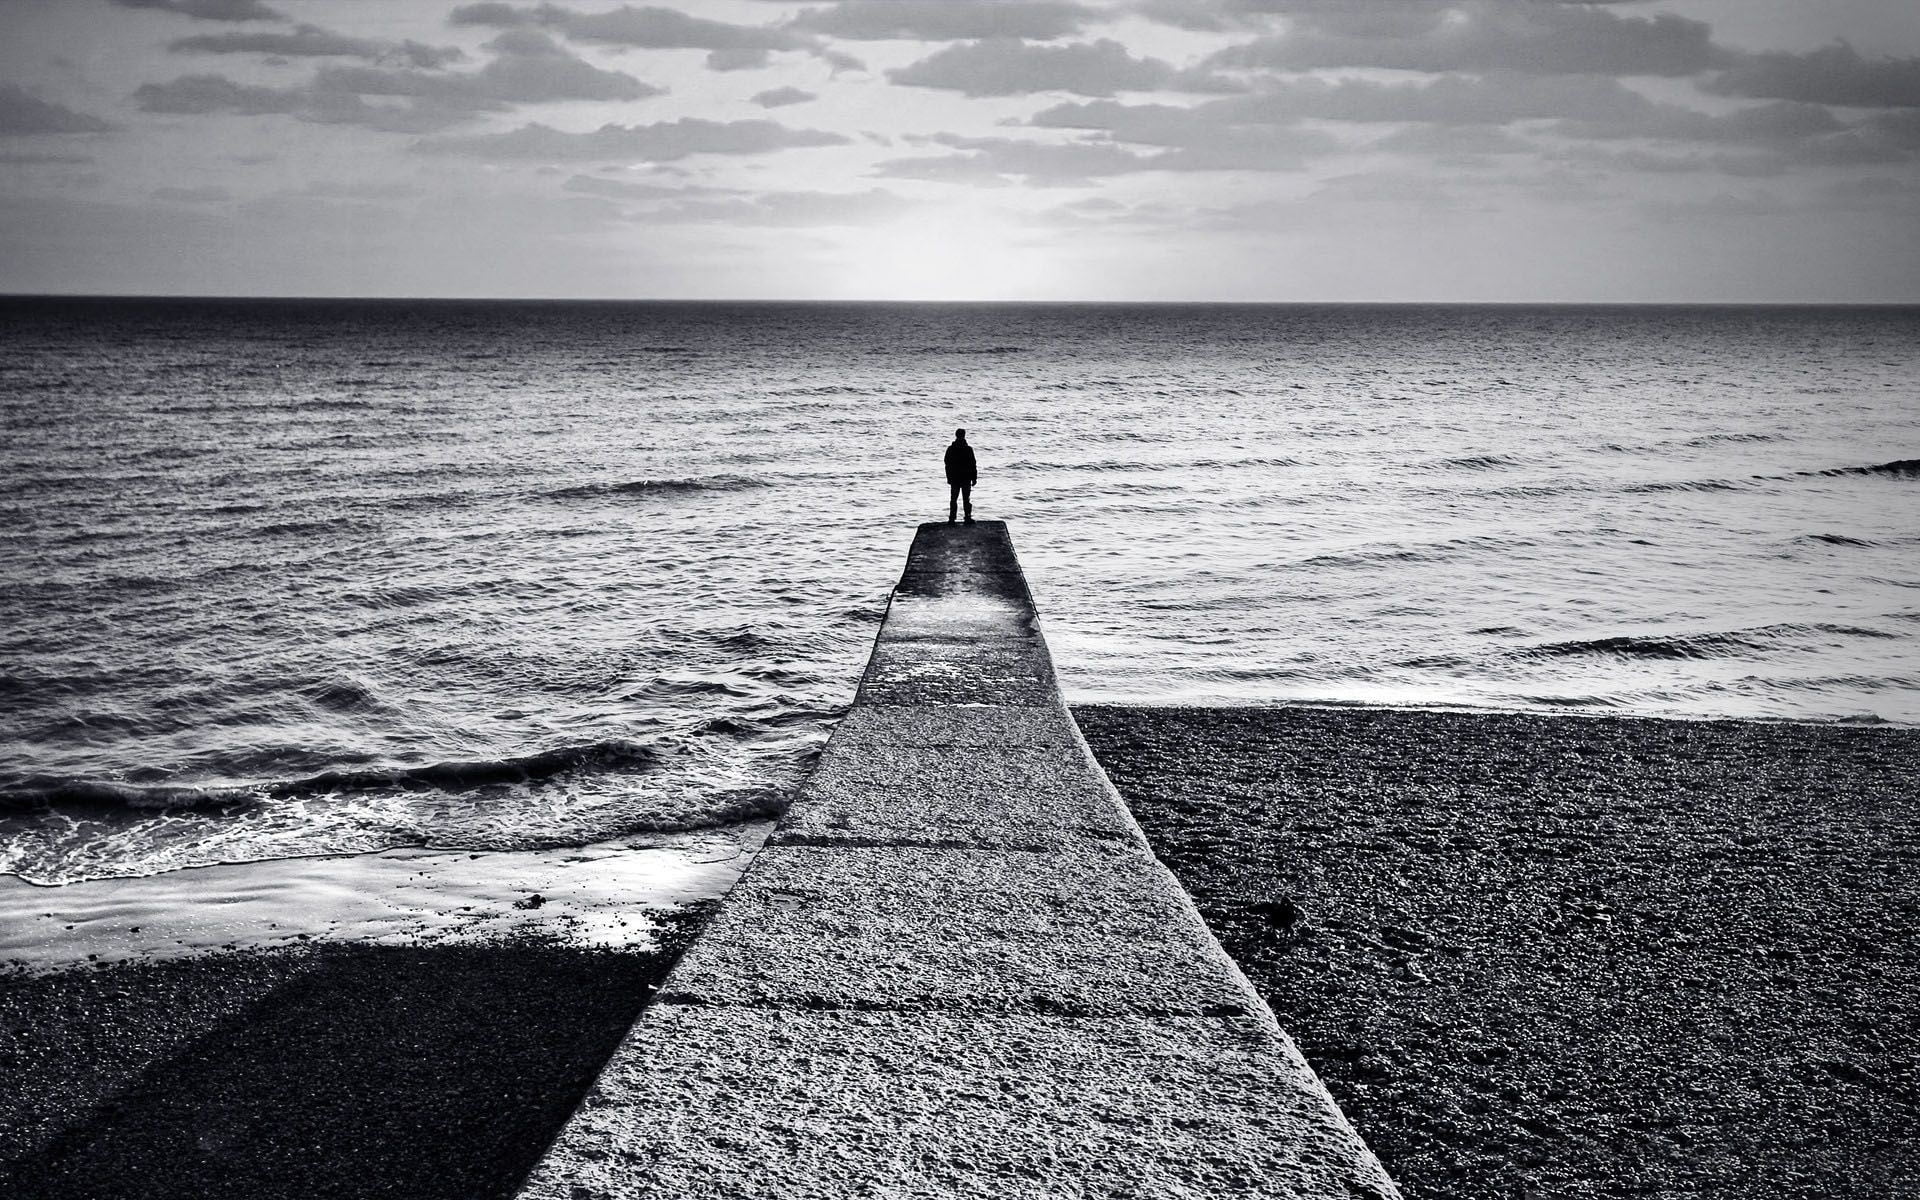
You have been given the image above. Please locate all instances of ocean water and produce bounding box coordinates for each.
[3,298,1917,887]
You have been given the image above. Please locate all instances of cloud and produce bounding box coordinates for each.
[169,25,468,68]
[1030,73,1907,176]
[1032,74,1660,135]
[1823,175,1920,212]
[888,37,1233,98]
[0,83,116,134]
[639,187,917,226]
[346,30,657,104]
[1136,123,1338,171]
[136,73,479,133]
[154,184,232,202]
[301,180,426,201]
[562,173,728,200]
[1169,174,1479,238]
[872,126,1331,182]
[1543,96,1920,168]
[874,133,1147,185]
[1555,100,1846,147]
[113,0,282,20]
[169,25,385,58]
[0,151,97,164]
[790,1,1097,42]
[1639,189,1795,224]
[1705,43,1920,110]
[751,86,816,108]
[1785,108,1920,167]
[1019,97,1347,171]
[1205,1,1719,78]
[1370,123,1533,158]
[449,3,811,70]
[1551,145,1788,178]
[416,117,850,161]
[136,75,302,116]
[1863,109,1920,151]
[1128,0,1260,34]
[1310,171,1467,210]
[135,31,663,131]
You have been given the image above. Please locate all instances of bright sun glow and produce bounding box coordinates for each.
[834,202,1058,301]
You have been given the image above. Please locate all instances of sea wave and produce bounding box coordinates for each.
[1682,432,1780,447]
[1296,533,1530,569]
[1623,478,1752,494]
[0,738,661,814]
[255,517,365,537]
[545,475,769,500]
[1431,453,1526,471]
[1804,458,1920,479]
[1800,532,1878,547]
[768,385,872,397]
[1622,457,1918,493]
[1516,622,1898,662]
[872,345,1029,356]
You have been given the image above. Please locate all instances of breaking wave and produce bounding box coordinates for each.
[1432,453,1526,471]
[1624,458,1917,495]
[875,345,1030,356]
[1623,478,1752,494]
[1682,432,1779,447]
[0,739,661,815]
[545,475,769,500]
[1803,458,1920,480]
[1515,623,1898,662]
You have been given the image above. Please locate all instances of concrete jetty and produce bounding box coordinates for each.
[519,521,1398,1199]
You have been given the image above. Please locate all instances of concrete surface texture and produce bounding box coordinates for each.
[518,521,1399,1200]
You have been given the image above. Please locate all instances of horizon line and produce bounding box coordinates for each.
[6,292,1920,308]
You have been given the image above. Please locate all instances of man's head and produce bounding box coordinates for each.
[954,428,967,441]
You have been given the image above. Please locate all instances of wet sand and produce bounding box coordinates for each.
[0,910,710,1200]
[1076,705,1919,1200]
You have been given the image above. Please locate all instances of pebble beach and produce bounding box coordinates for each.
[1078,704,1919,1199]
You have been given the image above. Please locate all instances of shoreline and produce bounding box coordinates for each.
[1063,693,1911,729]
[0,825,769,975]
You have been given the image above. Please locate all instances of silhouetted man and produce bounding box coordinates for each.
[945,428,976,524]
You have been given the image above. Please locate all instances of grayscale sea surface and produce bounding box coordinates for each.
[4,298,1916,884]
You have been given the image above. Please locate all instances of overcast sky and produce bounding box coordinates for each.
[2,0,1916,300]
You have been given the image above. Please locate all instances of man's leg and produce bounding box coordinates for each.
[948,484,959,523]
[962,484,973,523]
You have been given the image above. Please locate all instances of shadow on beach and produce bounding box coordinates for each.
[1,909,710,1200]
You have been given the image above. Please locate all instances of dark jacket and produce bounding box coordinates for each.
[944,440,977,486]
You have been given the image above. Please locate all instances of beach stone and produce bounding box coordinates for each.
[1250,897,1302,932]
[516,1007,1396,1200]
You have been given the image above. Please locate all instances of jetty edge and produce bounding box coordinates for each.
[517,520,1399,1199]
